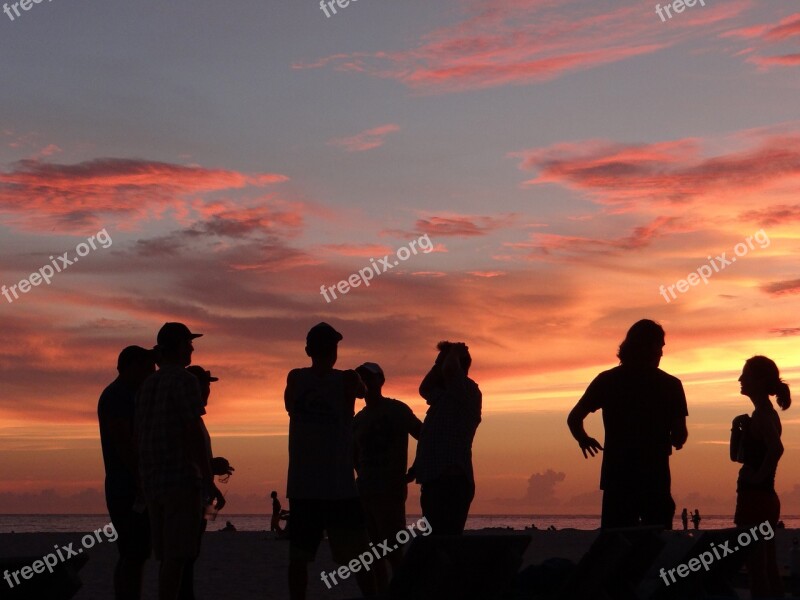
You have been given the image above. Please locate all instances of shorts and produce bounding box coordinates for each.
[147,486,204,560]
[288,497,370,564]
[601,485,675,529]
[734,488,780,527]
[106,494,151,560]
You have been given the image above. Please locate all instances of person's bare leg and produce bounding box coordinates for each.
[114,557,145,599]
[159,558,186,600]
[288,558,308,600]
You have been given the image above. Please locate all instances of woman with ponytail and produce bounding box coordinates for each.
[730,355,790,598]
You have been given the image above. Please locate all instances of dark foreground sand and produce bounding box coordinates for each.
[1,529,795,599]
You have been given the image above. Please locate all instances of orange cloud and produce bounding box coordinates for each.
[327,124,400,152]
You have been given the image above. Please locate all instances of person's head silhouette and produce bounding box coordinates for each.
[305,322,342,369]
[739,355,791,410]
[617,320,665,367]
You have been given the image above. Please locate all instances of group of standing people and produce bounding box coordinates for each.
[283,323,482,599]
[97,323,232,600]
[568,319,790,599]
[97,317,790,599]
[680,507,702,531]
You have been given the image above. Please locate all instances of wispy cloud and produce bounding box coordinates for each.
[328,124,400,152]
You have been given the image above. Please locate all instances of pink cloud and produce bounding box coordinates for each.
[0,158,288,232]
[328,124,400,152]
[294,0,752,94]
[513,131,800,209]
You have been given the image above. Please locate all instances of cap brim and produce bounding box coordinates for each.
[190,333,203,339]
[208,376,219,382]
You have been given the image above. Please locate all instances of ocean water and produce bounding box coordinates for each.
[3,514,799,533]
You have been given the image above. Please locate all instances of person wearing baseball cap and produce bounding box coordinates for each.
[135,323,222,599]
[98,346,156,600]
[182,365,233,600]
[284,323,377,599]
[352,362,422,591]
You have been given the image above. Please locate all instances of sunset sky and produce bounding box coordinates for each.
[2,0,800,515]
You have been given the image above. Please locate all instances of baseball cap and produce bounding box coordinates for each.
[117,346,156,371]
[306,322,343,348]
[157,322,203,349]
[186,365,219,383]
[356,362,384,378]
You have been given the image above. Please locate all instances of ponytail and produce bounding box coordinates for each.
[776,380,791,411]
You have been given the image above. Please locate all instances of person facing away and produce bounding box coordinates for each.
[567,319,688,529]
[135,322,223,600]
[353,362,422,590]
[681,508,688,531]
[730,355,790,599]
[691,509,701,530]
[179,365,232,600]
[413,341,482,535]
[284,322,377,600]
[98,345,156,600]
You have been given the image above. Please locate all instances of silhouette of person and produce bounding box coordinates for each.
[353,362,422,590]
[135,323,224,600]
[730,355,790,598]
[284,323,377,600]
[681,507,688,531]
[98,345,155,600]
[567,319,688,529]
[179,366,232,600]
[413,341,482,535]
[691,509,701,530]
[222,521,237,532]
[270,491,284,533]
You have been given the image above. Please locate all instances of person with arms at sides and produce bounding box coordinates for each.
[98,345,156,600]
[284,323,377,600]
[567,319,688,529]
[730,355,790,599]
[353,362,422,590]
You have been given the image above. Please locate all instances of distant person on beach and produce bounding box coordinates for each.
[270,491,284,533]
[730,355,790,598]
[353,362,422,590]
[284,323,377,600]
[180,365,233,600]
[136,323,224,600]
[222,521,236,531]
[681,508,688,531]
[413,341,482,535]
[691,509,701,530]
[98,345,156,600]
[567,319,688,529]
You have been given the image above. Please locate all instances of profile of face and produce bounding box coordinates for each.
[179,339,195,367]
[739,364,758,397]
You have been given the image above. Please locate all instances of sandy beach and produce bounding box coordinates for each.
[2,528,795,599]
